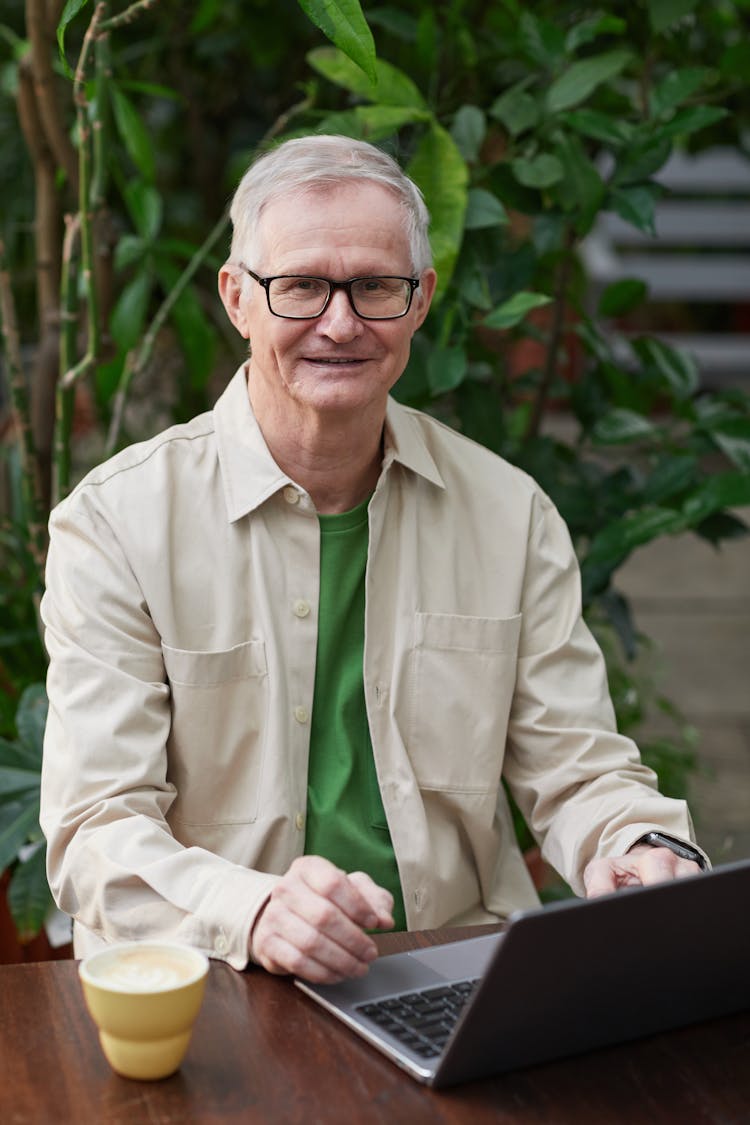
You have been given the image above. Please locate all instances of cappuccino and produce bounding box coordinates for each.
[84,943,205,992]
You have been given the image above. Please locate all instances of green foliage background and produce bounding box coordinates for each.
[1,0,749,935]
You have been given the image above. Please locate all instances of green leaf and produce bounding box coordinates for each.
[552,132,605,230]
[0,766,40,800]
[464,189,508,231]
[648,0,700,34]
[407,123,468,299]
[451,105,486,162]
[490,84,539,137]
[7,843,51,940]
[565,15,626,53]
[613,133,672,185]
[483,291,552,330]
[643,456,698,504]
[720,41,750,80]
[298,0,376,84]
[307,46,426,107]
[110,85,156,182]
[110,272,152,352]
[0,800,39,872]
[707,419,750,473]
[592,408,658,444]
[426,346,468,396]
[609,184,661,235]
[563,108,633,146]
[585,506,687,571]
[12,684,47,760]
[598,279,648,317]
[519,11,565,69]
[658,105,729,140]
[632,336,699,398]
[681,472,750,525]
[649,67,709,117]
[114,235,148,272]
[316,105,431,141]
[155,262,216,391]
[546,49,632,114]
[57,0,90,76]
[122,181,163,242]
[511,153,564,189]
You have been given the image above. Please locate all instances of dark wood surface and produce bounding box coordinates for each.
[2,927,750,1124]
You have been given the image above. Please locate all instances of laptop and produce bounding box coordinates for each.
[295,857,750,1088]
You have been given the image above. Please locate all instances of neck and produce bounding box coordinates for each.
[247,375,385,514]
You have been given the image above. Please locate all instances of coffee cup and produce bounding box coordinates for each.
[79,940,209,1080]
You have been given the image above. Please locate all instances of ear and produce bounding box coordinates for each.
[411,268,437,331]
[218,265,250,338]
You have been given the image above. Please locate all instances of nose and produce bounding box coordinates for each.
[316,287,363,342]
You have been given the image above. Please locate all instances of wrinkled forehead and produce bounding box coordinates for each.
[252,180,412,268]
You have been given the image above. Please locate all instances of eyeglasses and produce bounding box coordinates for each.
[241,267,420,320]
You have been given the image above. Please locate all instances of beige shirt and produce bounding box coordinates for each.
[41,366,700,969]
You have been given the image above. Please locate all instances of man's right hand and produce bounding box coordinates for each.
[249,855,394,983]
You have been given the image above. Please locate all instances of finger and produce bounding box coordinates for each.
[347,871,395,929]
[291,856,383,930]
[628,846,703,887]
[252,897,377,982]
[583,856,640,898]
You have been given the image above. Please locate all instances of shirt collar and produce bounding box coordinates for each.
[213,366,293,522]
[213,365,445,523]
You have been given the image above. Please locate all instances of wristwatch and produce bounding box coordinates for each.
[638,831,708,870]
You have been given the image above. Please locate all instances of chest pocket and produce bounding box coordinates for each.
[162,640,268,825]
[406,613,521,793]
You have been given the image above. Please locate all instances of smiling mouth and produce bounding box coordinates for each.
[304,356,367,365]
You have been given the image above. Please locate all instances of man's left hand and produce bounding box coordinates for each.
[584,844,702,898]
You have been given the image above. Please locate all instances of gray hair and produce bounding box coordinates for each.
[227,135,432,274]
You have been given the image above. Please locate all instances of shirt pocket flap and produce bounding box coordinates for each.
[414,612,522,653]
[161,640,267,686]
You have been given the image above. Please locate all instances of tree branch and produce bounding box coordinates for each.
[26,0,79,193]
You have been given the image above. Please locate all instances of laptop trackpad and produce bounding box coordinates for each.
[406,932,502,979]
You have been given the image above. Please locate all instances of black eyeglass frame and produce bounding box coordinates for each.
[240,267,420,321]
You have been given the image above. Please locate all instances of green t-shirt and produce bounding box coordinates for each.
[304,497,406,931]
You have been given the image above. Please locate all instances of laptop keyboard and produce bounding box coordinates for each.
[354,979,480,1059]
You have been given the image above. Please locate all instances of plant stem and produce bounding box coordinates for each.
[53,215,80,506]
[70,2,106,379]
[0,242,49,579]
[524,228,575,442]
[100,0,159,32]
[105,208,230,454]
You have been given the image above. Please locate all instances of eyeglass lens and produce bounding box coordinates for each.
[267,277,412,318]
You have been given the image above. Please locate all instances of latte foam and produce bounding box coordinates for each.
[90,947,201,992]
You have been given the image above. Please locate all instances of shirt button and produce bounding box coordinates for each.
[295,812,305,831]
[214,932,229,956]
[283,486,299,505]
[294,706,309,724]
[293,599,311,618]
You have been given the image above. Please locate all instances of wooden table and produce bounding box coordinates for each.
[2,928,749,1124]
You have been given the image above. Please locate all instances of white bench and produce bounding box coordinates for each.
[581,147,750,386]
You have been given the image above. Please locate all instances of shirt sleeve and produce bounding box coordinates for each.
[40,495,278,969]
[502,490,706,894]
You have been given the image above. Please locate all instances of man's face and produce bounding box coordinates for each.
[221,181,436,419]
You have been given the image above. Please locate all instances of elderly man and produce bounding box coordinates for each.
[40,135,707,985]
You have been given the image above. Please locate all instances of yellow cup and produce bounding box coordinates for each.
[79,940,209,1080]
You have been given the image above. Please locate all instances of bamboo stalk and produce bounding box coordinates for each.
[26,0,79,192]
[0,243,49,578]
[59,1,107,396]
[53,215,80,506]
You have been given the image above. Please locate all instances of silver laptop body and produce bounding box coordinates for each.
[295,857,750,1088]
